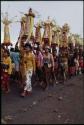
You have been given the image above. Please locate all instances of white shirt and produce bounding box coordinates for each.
[56,46,59,56]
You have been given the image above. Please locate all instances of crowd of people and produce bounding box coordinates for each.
[1,40,84,97]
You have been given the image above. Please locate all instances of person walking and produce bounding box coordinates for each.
[1,50,12,93]
[21,43,36,97]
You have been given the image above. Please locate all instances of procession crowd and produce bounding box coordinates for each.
[1,40,84,97]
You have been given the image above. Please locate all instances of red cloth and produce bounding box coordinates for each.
[68,66,76,75]
[79,60,83,68]
[1,72,10,92]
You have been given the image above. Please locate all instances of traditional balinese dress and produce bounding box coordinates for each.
[1,56,12,92]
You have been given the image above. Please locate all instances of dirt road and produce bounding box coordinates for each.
[1,74,84,124]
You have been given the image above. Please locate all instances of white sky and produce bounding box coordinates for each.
[1,1,83,46]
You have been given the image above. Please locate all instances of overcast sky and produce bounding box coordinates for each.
[1,1,83,46]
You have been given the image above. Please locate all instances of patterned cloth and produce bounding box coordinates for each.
[35,52,43,68]
[24,69,33,92]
